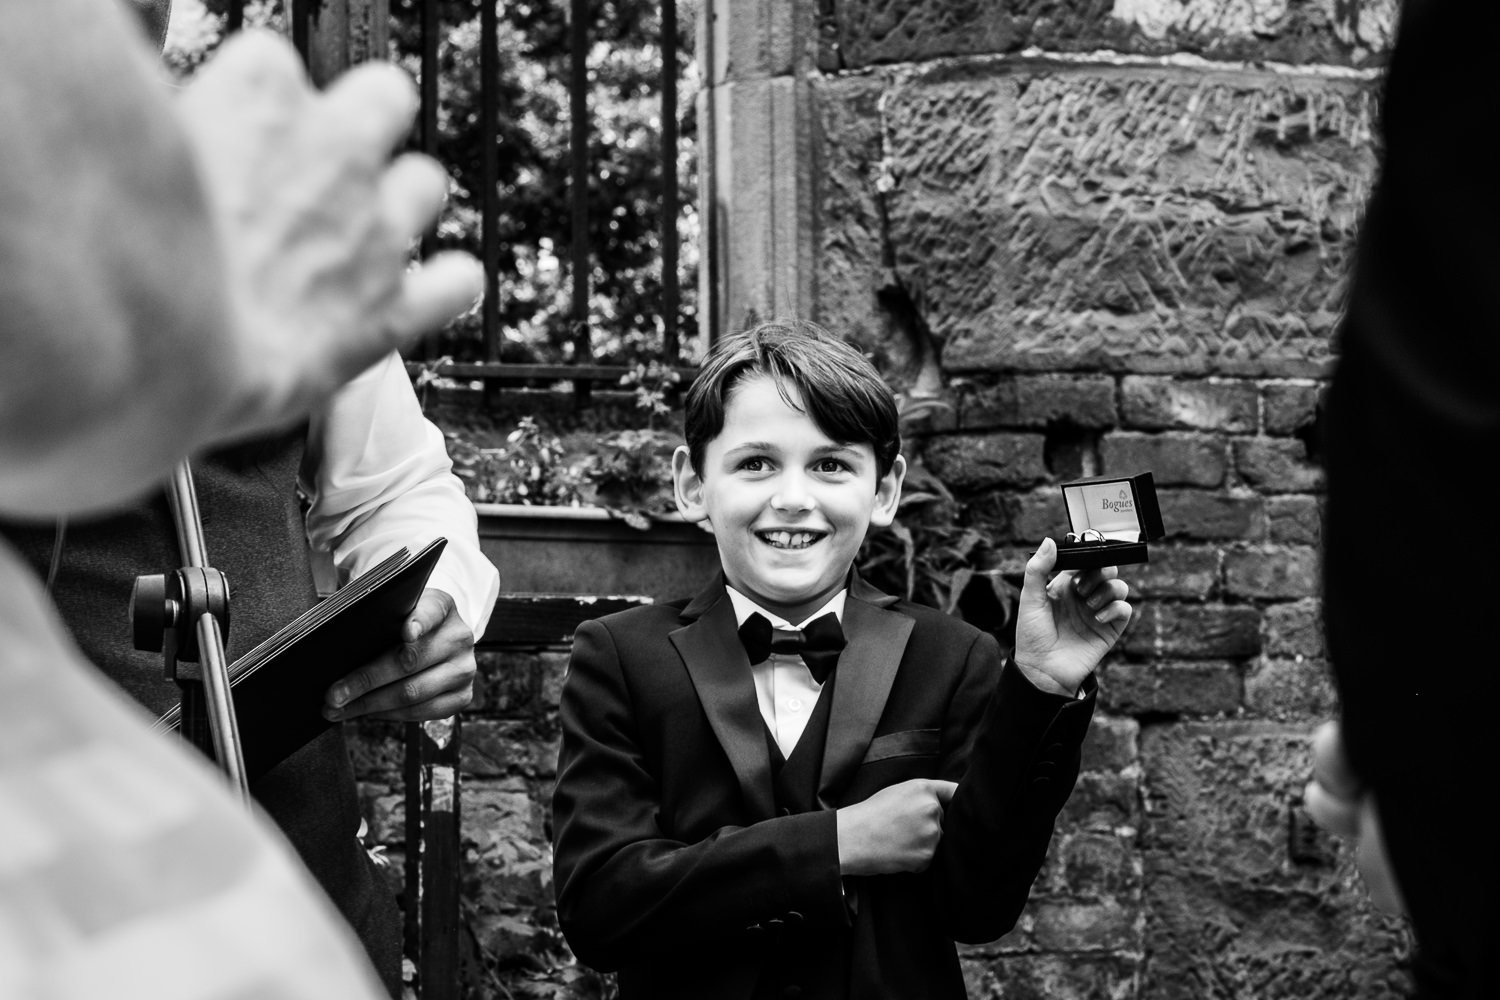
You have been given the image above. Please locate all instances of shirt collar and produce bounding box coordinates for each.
[725,585,847,631]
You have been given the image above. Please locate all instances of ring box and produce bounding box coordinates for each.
[1053,472,1164,571]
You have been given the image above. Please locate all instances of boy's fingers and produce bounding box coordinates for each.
[930,779,958,804]
[1026,537,1058,577]
[1026,538,1065,602]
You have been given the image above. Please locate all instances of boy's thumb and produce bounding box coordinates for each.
[931,779,958,804]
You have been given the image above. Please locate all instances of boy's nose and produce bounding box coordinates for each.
[770,473,815,512]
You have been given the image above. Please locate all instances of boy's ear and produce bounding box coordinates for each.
[671,445,710,524]
[869,453,907,529]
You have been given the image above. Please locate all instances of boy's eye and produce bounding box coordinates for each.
[738,456,768,472]
[814,458,848,474]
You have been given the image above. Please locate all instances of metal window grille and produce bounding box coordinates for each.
[219,0,696,399]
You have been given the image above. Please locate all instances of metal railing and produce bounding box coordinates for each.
[403,0,695,398]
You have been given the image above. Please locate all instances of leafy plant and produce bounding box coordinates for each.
[441,362,683,527]
[857,395,1016,639]
[577,362,682,528]
[450,416,590,507]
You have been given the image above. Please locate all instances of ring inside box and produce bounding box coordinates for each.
[1064,481,1145,544]
[1054,472,1163,570]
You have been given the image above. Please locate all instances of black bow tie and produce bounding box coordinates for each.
[738,611,846,684]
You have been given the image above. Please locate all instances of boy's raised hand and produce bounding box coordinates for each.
[836,778,957,876]
[1011,537,1133,697]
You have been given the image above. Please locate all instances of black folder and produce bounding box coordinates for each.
[156,537,447,779]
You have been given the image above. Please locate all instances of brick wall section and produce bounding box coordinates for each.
[805,1,1403,996]
[824,0,1396,70]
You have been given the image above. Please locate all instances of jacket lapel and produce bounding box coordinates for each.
[670,577,777,819]
[818,575,912,806]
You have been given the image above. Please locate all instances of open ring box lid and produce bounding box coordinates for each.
[1053,471,1164,571]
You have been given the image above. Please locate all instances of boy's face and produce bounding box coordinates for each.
[673,374,905,623]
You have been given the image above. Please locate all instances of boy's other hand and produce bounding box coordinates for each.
[1012,538,1133,697]
[836,778,957,876]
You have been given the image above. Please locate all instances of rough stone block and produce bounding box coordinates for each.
[1262,379,1323,435]
[1262,598,1326,659]
[961,951,1142,1000]
[807,75,911,374]
[463,780,546,845]
[1160,488,1262,540]
[1224,545,1320,599]
[1081,712,1140,772]
[826,0,1396,69]
[1123,603,1262,658]
[1102,433,1228,488]
[923,431,1048,490]
[1121,375,1258,432]
[348,720,406,781]
[1244,656,1339,721]
[1040,828,1142,899]
[1104,659,1242,717]
[473,649,568,717]
[1234,436,1325,492]
[461,719,561,780]
[1268,493,1323,545]
[987,487,1070,544]
[1140,866,1414,1000]
[1128,544,1219,599]
[363,789,405,846]
[957,374,1118,429]
[1030,899,1139,952]
[814,67,1378,380]
[1138,720,1316,877]
[1060,770,1140,830]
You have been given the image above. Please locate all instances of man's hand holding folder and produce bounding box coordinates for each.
[322,580,479,723]
[157,537,456,779]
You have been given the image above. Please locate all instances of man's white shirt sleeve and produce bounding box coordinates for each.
[300,352,500,639]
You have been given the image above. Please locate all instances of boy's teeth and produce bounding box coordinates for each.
[762,530,818,549]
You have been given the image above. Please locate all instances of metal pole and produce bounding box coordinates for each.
[570,0,591,405]
[661,0,679,361]
[166,462,251,805]
[481,0,500,366]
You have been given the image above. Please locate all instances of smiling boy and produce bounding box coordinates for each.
[551,320,1133,1000]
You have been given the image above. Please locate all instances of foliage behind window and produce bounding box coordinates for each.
[177,0,700,368]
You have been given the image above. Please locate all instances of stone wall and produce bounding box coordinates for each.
[357,1,1416,997]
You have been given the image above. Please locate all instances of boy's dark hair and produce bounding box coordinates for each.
[684,319,901,479]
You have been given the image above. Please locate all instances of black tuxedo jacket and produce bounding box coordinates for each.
[552,573,1096,999]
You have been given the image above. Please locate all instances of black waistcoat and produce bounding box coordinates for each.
[758,678,850,1000]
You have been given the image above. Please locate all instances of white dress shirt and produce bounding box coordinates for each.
[725,586,847,759]
[301,352,501,639]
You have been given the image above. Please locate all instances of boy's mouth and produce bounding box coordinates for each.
[756,529,825,550]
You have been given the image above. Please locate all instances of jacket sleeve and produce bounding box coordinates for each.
[551,618,850,971]
[927,632,1096,943]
